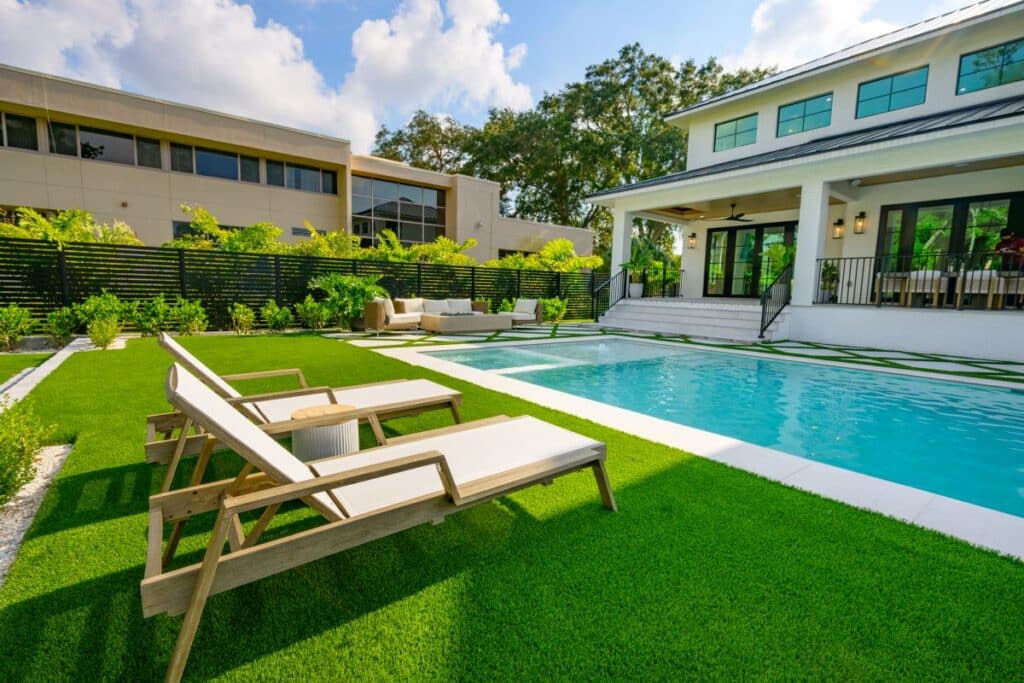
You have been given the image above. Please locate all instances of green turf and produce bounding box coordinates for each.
[0,335,1021,681]
[0,352,50,384]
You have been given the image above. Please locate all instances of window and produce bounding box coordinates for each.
[240,156,260,183]
[856,66,928,118]
[5,114,38,150]
[266,160,284,186]
[48,122,77,156]
[78,126,134,164]
[352,174,445,245]
[195,147,239,180]
[957,38,1024,95]
[321,170,337,195]
[170,143,193,173]
[286,163,320,192]
[713,113,758,152]
[136,137,161,168]
[777,93,832,137]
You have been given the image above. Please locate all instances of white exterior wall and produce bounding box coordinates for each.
[788,305,1024,362]
[682,19,1024,171]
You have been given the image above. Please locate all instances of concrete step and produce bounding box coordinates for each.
[604,304,764,323]
[599,300,788,342]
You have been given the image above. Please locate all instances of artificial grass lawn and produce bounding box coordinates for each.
[0,335,1022,681]
[0,352,50,383]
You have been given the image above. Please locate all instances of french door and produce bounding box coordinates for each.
[704,223,796,297]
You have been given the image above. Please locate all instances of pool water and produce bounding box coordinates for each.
[431,339,1024,517]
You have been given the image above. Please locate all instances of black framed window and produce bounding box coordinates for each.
[777,92,832,137]
[78,126,134,164]
[240,156,260,183]
[47,122,77,156]
[713,113,757,152]
[266,160,284,186]
[957,38,1024,95]
[195,147,239,180]
[4,114,38,150]
[170,143,193,173]
[352,174,445,245]
[856,66,928,118]
[136,137,161,168]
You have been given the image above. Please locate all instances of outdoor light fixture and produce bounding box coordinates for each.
[687,232,698,249]
[832,218,845,239]
[853,211,866,234]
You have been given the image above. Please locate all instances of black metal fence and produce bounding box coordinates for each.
[816,251,1024,309]
[0,238,612,328]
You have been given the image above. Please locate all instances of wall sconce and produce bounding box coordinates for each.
[474,219,484,230]
[687,232,698,249]
[832,218,845,239]
[853,211,866,234]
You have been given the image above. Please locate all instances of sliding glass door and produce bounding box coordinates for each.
[704,223,796,297]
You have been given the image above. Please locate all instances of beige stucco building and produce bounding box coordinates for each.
[0,64,592,262]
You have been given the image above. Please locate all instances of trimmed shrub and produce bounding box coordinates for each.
[87,316,121,349]
[43,307,77,348]
[133,295,172,335]
[0,397,54,505]
[307,274,387,329]
[260,300,294,332]
[540,297,568,323]
[294,295,330,330]
[498,298,515,313]
[171,297,208,336]
[74,292,130,328]
[228,303,255,335]
[0,304,34,352]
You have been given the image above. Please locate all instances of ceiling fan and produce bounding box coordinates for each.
[709,203,753,222]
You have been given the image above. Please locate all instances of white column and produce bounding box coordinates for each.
[791,180,830,306]
[609,207,634,276]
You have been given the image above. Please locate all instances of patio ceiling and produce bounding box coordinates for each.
[643,187,844,222]
[852,156,1024,187]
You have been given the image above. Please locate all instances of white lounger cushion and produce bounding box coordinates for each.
[159,333,242,399]
[166,364,344,519]
[311,416,602,517]
[253,379,458,423]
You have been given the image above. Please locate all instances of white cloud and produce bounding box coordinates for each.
[0,0,531,151]
[724,0,898,70]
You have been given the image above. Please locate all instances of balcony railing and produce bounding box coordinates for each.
[816,251,1024,310]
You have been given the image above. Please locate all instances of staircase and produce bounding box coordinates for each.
[598,298,789,342]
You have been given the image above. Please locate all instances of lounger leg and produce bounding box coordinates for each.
[591,461,617,512]
[449,401,462,424]
[165,508,233,683]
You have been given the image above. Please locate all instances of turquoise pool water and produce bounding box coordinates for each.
[431,339,1024,517]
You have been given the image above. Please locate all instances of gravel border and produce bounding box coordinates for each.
[0,444,73,588]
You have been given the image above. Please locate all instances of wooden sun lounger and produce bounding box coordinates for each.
[147,333,463,488]
[143,364,616,682]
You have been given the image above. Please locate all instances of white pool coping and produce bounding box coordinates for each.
[379,336,1024,561]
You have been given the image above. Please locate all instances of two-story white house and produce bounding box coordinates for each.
[590,0,1024,360]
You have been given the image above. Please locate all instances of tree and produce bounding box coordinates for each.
[0,207,143,246]
[483,238,602,272]
[372,110,473,174]
[163,204,284,253]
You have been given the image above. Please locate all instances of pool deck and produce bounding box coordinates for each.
[377,333,1024,561]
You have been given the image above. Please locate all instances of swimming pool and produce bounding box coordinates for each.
[430,338,1024,517]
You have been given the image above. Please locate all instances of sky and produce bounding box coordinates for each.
[0,0,971,152]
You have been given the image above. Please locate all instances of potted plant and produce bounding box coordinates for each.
[308,273,388,330]
[819,262,839,303]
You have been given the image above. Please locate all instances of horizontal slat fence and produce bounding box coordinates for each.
[0,237,609,327]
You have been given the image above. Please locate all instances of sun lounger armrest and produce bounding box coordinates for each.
[224,450,456,514]
[259,406,383,435]
[221,368,308,388]
[223,385,335,405]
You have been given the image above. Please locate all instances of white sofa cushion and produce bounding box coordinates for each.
[396,297,424,313]
[514,298,538,315]
[498,312,536,321]
[389,312,421,325]
[446,298,473,314]
[423,299,450,314]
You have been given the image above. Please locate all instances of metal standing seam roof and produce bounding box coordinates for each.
[587,94,1024,200]
[665,0,1024,120]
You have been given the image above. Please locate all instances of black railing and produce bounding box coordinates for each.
[815,250,1024,309]
[591,270,626,321]
[640,259,681,298]
[759,263,793,338]
[0,237,612,327]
